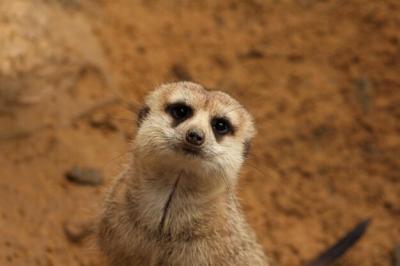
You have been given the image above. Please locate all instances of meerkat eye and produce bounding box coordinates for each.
[166,103,193,120]
[211,118,233,135]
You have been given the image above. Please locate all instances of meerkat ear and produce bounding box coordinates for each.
[137,105,150,127]
[243,140,251,158]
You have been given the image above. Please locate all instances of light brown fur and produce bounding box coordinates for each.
[97,82,268,265]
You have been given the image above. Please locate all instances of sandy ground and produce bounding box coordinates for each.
[0,0,399,265]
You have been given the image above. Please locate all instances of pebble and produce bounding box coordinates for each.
[65,166,103,186]
[64,219,93,243]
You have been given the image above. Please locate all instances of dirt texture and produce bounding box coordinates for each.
[0,1,399,266]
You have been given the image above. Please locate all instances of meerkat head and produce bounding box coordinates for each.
[134,82,255,186]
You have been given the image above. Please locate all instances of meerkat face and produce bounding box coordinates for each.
[134,82,255,182]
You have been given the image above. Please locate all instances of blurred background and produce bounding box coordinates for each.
[0,0,399,265]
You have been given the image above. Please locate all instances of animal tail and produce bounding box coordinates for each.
[305,218,371,266]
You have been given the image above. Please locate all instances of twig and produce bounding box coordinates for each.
[306,219,371,266]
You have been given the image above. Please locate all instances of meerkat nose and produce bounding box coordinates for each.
[186,129,205,146]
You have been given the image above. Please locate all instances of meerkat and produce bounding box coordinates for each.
[97,81,268,265]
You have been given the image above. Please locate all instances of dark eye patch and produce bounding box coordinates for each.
[165,102,193,126]
[211,117,234,140]
[137,105,150,127]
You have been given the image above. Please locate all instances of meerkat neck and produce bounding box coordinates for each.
[124,158,233,237]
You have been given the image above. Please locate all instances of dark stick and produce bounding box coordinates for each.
[306,218,371,266]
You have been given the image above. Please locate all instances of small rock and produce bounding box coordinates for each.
[170,63,192,81]
[65,166,103,186]
[64,219,93,243]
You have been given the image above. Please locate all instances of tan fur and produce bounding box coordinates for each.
[97,82,268,265]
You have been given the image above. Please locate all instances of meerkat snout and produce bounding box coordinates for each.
[185,128,205,146]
